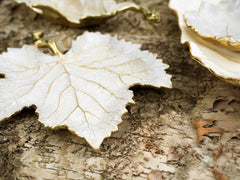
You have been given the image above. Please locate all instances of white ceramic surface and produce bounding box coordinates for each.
[169,0,240,86]
[0,32,172,149]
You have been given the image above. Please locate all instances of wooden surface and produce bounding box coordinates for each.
[0,0,240,179]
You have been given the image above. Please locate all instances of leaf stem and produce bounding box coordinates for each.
[32,31,63,58]
[138,6,161,23]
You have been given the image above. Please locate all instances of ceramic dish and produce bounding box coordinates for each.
[0,32,171,149]
[169,0,240,86]
[15,0,161,27]
[184,0,240,52]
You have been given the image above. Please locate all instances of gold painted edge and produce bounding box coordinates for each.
[168,3,240,87]
[14,1,160,27]
[184,17,240,52]
[0,33,171,150]
[189,50,240,87]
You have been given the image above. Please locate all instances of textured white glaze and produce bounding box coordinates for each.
[17,0,138,23]
[0,32,172,149]
[169,0,240,81]
[185,0,240,43]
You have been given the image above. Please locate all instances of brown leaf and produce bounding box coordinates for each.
[192,117,215,128]
[192,118,224,143]
[148,170,162,180]
[214,145,223,160]
[214,169,229,180]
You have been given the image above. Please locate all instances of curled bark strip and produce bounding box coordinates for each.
[214,169,229,180]
[192,118,224,143]
[214,145,223,160]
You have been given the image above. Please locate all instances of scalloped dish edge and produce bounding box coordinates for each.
[168,3,240,87]
[184,16,240,52]
[14,1,161,27]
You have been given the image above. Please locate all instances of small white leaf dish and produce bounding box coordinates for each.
[15,0,161,27]
[0,32,172,149]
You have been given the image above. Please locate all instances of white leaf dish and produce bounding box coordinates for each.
[169,0,240,86]
[0,32,172,150]
[184,0,240,52]
[15,0,161,27]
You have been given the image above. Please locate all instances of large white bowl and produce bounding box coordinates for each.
[169,0,240,86]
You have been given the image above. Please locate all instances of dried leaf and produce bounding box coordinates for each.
[200,87,240,143]
[0,32,172,149]
[192,118,224,143]
[214,145,223,160]
[214,169,229,180]
[148,170,162,180]
[192,118,215,128]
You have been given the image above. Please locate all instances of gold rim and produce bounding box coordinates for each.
[190,52,240,86]
[168,3,240,87]
[15,1,161,27]
[184,17,240,52]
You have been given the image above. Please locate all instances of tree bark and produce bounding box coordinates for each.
[0,0,240,179]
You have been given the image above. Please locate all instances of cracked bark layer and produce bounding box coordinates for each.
[0,0,240,179]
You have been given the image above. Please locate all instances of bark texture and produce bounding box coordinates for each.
[0,0,240,179]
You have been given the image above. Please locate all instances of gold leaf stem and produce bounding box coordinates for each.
[138,6,161,23]
[32,31,63,58]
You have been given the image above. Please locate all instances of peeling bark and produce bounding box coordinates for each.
[0,0,240,179]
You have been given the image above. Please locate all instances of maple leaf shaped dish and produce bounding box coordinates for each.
[15,0,161,27]
[0,32,172,150]
[169,0,240,86]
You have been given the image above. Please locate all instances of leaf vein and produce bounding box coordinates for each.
[70,73,124,100]
[41,85,71,120]
[74,87,109,113]
[42,72,67,106]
